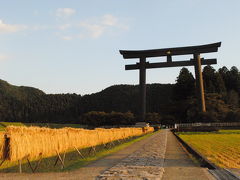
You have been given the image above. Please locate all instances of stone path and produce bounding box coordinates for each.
[97,130,167,180]
[98,129,214,180]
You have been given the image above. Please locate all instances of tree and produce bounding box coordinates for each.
[145,113,161,124]
[173,67,195,100]
[203,65,216,93]
[227,90,239,108]
[214,72,226,94]
[225,111,240,122]
[218,66,240,93]
[229,66,240,93]
[218,66,230,90]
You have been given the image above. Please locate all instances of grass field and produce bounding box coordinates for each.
[179,130,240,169]
[0,131,155,173]
[218,129,240,134]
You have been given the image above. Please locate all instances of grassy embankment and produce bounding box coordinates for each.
[178,130,240,168]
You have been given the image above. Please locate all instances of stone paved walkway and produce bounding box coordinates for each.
[98,129,215,180]
[97,130,167,180]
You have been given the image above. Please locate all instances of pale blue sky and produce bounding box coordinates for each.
[0,0,239,94]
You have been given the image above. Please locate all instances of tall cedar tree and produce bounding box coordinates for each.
[173,67,195,100]
[202,65,226,94]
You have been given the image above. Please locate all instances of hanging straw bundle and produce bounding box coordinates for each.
[3,126,154,162]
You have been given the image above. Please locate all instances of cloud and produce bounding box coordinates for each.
[78,14,129,39]
[0,53,9,62]
[102,14,118,26]
[56,8,76,18]
[32,25,50,31]
[57,14,129,40]
[61,36,73,41]
[0,20,27,33]
[58,24,71,30]
[79,22,105,38]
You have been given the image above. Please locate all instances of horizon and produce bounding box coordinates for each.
[1,0,240,94]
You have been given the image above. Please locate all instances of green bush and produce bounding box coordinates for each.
[194,112,218,123]
[81,111,135,127]
[161,115,176,125]
[145,113,161,124]
[225,111,240,122]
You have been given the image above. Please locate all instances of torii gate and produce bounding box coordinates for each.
[120,42,221,122]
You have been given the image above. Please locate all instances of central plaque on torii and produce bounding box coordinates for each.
[119,42,221,122]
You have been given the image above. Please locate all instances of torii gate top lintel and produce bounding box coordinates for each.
[119,42,221,59]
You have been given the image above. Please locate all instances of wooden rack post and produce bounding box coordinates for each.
[74,146,85,159]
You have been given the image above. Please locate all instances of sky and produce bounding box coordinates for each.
[0,0,240,95]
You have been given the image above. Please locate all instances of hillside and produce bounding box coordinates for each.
[0,65,239,126]
[81,84,174,114]
[0,79,45,100]
[0,79,174,123]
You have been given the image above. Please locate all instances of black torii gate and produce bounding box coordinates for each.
[120,42,221,122]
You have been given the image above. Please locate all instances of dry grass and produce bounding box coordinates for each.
[3,126,153,162]
[0,131,155,173]
[179,133,240,168]
[0,131,4,159]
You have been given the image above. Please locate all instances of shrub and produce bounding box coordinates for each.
[81,111,135,127]
[194,112,218,123]
[161,115,176,125]
[145,113,161,124]
[225,111,240,122]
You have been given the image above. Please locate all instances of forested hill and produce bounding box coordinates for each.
[0,79,45,100]
[0,79,81,123]
[81,84,174,114]
[0,79,174,123]
[0,65,240,125]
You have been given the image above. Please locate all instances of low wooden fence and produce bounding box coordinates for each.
[174,122,240,132]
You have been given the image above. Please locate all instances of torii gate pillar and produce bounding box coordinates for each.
[194,54,206,112]
[139,57,146,122]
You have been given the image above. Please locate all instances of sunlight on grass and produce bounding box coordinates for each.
[179,130,240,168]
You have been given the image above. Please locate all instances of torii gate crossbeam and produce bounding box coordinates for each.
[120,42,221,122]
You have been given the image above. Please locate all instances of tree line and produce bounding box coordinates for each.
[174,66,240,124]
[0,65,239,126]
